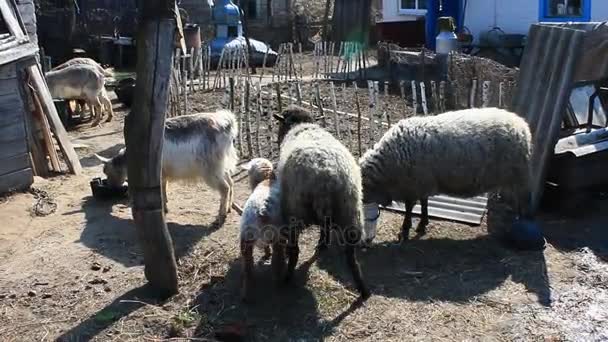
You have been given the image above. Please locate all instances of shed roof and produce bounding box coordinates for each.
[0,0,38,66]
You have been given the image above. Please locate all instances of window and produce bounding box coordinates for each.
[540,0,590,22]
[399,0,427,16]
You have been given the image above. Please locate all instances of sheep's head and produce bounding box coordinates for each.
[273,105,315,146]
[95,148,128,188]
[241,158,275,190]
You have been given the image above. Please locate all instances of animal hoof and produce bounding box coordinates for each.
[398,232,409,243]
[359,288,371,301]
[105,117,112,123]
[91,121,101,127]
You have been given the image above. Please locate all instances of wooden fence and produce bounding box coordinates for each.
[216,77,517,163]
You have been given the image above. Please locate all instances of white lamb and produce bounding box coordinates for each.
[239,158,282,302]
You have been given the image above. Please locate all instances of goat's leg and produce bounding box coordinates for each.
[240,239,255,302]
[100,90,114,122]
[343,225,370,300]
[284,228,300,284]
[399,200,415,242]
[224,172,234,214]
[416,198,429,234]
[216,176,231,218]
[90,98,103,127]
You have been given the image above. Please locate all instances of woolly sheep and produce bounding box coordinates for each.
[96,110,238,219]
[273,105,370,300]
[239,158,282,302]
[360,107,533,242]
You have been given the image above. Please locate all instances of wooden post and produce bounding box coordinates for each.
[354,81,363,156]
[367,80,376,144]
[295,81,302,105]
[383,81,390,127]
[245,81,253,157]
[499,81,505,109]
[439,81,446,113]
[256,83,262,157]
[410,80,418,115]
[314,82,326,127]
[124,0,178,297]
[275,82,283,113]
[260,46,269,83]
[329,82,340,139]
[420,82,428,115]
[342,82,353,149]
[430,80,438,114]
[470,79,478,108]
[482,80,491,108]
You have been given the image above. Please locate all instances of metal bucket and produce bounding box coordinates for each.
[363,203,380,243]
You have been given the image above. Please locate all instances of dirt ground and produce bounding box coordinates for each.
[1,82,608,342]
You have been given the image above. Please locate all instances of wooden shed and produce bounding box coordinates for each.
[0,0,81,194]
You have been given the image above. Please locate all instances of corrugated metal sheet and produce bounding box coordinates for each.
[382,195,489,225]
[511,24,586,213]
[542,22,608,83]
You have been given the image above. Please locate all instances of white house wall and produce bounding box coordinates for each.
[591,1,608,21]
[464,0,538,43]
[379,0,420,23]
[464,0,608,44]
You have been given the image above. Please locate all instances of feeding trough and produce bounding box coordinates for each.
[90,177,129,200]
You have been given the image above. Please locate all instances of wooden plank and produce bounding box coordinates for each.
[0,168,33,194]
[0,101,24,127]
[0,43,38,67]
[0,77,19,96]
[27,64,81,175]
[0,118,26,142]
[0,137,27,159]
[0,64,17,79]
[0,152,30,176]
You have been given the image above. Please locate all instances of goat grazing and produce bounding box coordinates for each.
[239,158,282,302]
[273,105,370,301]
[45,64,113,126]
[96,110,239,219]
[360,107,533,242]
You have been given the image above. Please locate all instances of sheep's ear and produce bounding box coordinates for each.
[273,113,285,122]
[94,154,111,164]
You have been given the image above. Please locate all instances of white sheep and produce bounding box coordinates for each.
[96,110,239,219]
[360,107,533,242]
[273,105,370,301]
[239,158,282,302]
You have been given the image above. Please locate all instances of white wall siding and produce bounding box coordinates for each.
[464,0,538,43]
[379,0,421,23]
[591,1,608,21]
